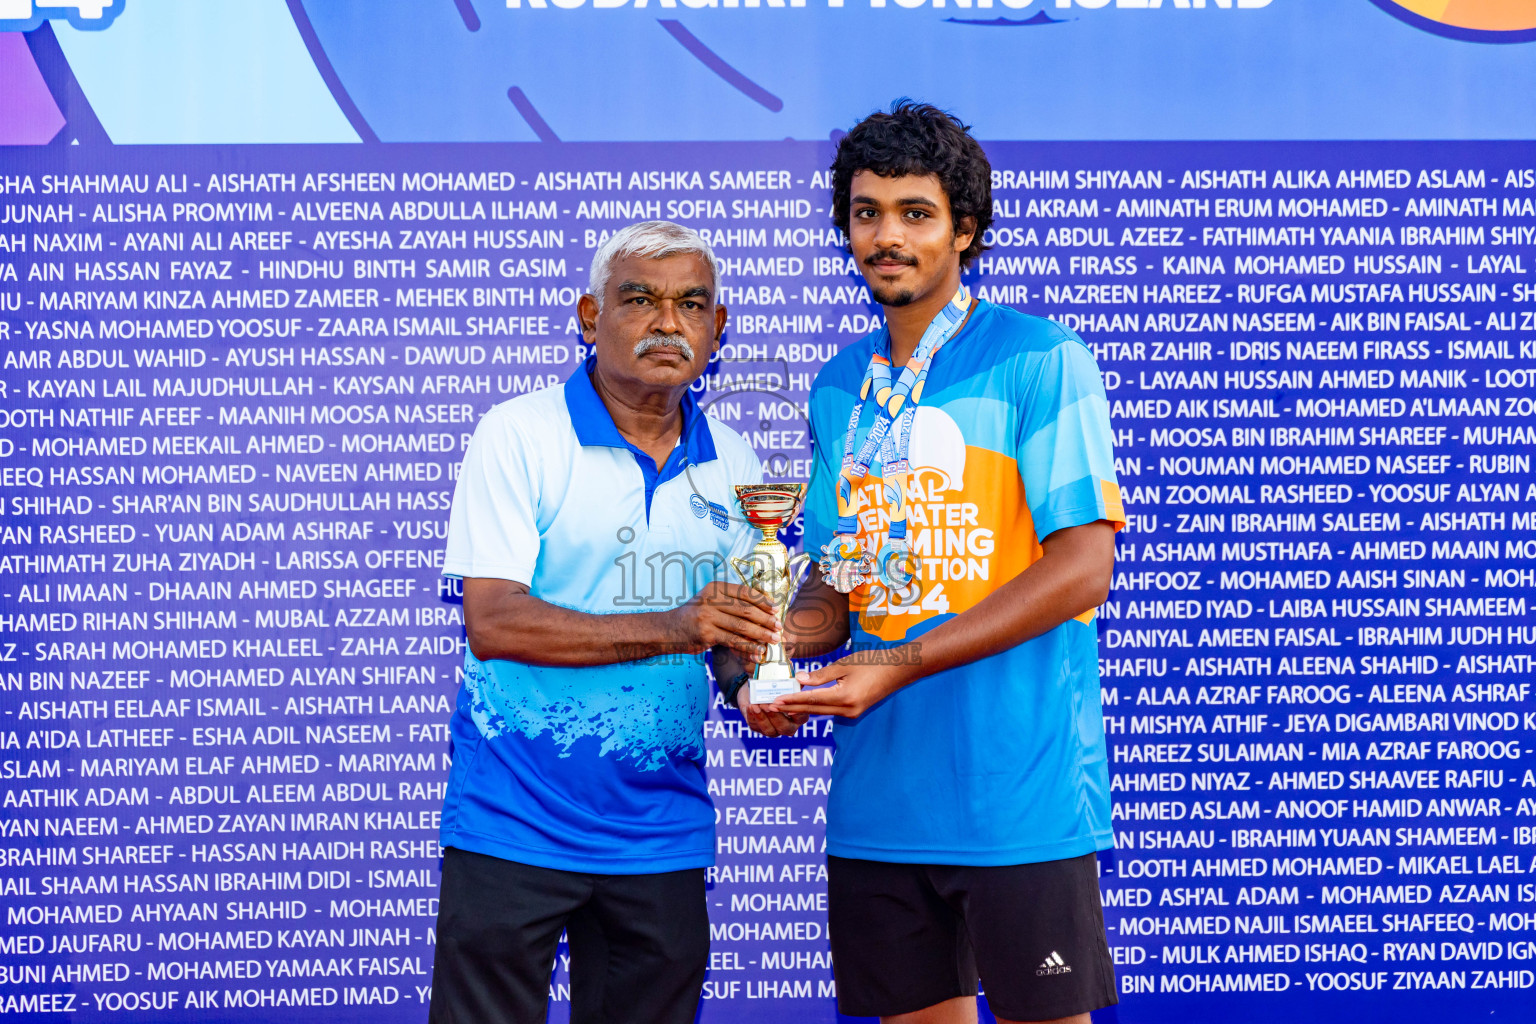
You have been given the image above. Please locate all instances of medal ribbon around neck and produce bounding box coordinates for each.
[820,285,972,594]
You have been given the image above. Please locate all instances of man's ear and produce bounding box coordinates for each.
[952,215,977,255]
[577,293,600,343]
[713,303,728,344]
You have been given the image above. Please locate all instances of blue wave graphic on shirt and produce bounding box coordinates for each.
[465,656,703,772]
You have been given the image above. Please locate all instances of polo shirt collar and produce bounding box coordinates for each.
[564,355,718,466]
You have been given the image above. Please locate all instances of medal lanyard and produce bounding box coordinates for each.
[833,285,971,545]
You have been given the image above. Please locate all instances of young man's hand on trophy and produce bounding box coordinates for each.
[738,669,809,739]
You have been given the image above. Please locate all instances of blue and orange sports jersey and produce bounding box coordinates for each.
[803,301,1125,866]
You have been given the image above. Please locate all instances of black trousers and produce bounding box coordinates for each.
[428,847,709,1024]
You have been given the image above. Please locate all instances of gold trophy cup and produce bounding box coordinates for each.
[731,483,811,704]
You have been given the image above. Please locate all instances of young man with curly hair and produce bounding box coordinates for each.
[777,102,1125,1024]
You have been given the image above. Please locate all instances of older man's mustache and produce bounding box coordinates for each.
[633,333,696,361]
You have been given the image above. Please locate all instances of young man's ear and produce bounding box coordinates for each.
[953,216,977,255]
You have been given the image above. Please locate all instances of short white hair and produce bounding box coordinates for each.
[589,221,721,308]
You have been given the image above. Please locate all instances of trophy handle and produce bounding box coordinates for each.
[786,552,813,594]
[729,556,754,586]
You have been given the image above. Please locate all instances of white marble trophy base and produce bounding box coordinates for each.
[749,661,800,705]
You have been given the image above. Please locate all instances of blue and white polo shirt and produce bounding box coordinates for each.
[440,357,761,873]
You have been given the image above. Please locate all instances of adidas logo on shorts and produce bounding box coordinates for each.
[1035,951,1072,977]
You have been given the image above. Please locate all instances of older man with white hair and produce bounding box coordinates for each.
[428,221,801,1024]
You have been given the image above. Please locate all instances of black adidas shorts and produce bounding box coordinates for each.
[429,848,709,1024]
[827,852,1118,1021]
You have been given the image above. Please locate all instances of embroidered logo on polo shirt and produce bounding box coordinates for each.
[689,494,708,518]
[706,500,729,531]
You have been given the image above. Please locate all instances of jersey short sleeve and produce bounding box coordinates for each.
[1015,333,1126,541]
[442,405,542,584]
[800,395,840,563]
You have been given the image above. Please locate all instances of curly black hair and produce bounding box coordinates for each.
[830,100,993,269]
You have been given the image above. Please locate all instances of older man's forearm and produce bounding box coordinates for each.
[465,592,681,667]
[462,577,779,668]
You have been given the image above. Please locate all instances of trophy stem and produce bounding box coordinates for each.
[732,483,808,705]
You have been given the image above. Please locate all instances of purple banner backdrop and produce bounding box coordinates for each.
[0,141,1532,1024]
